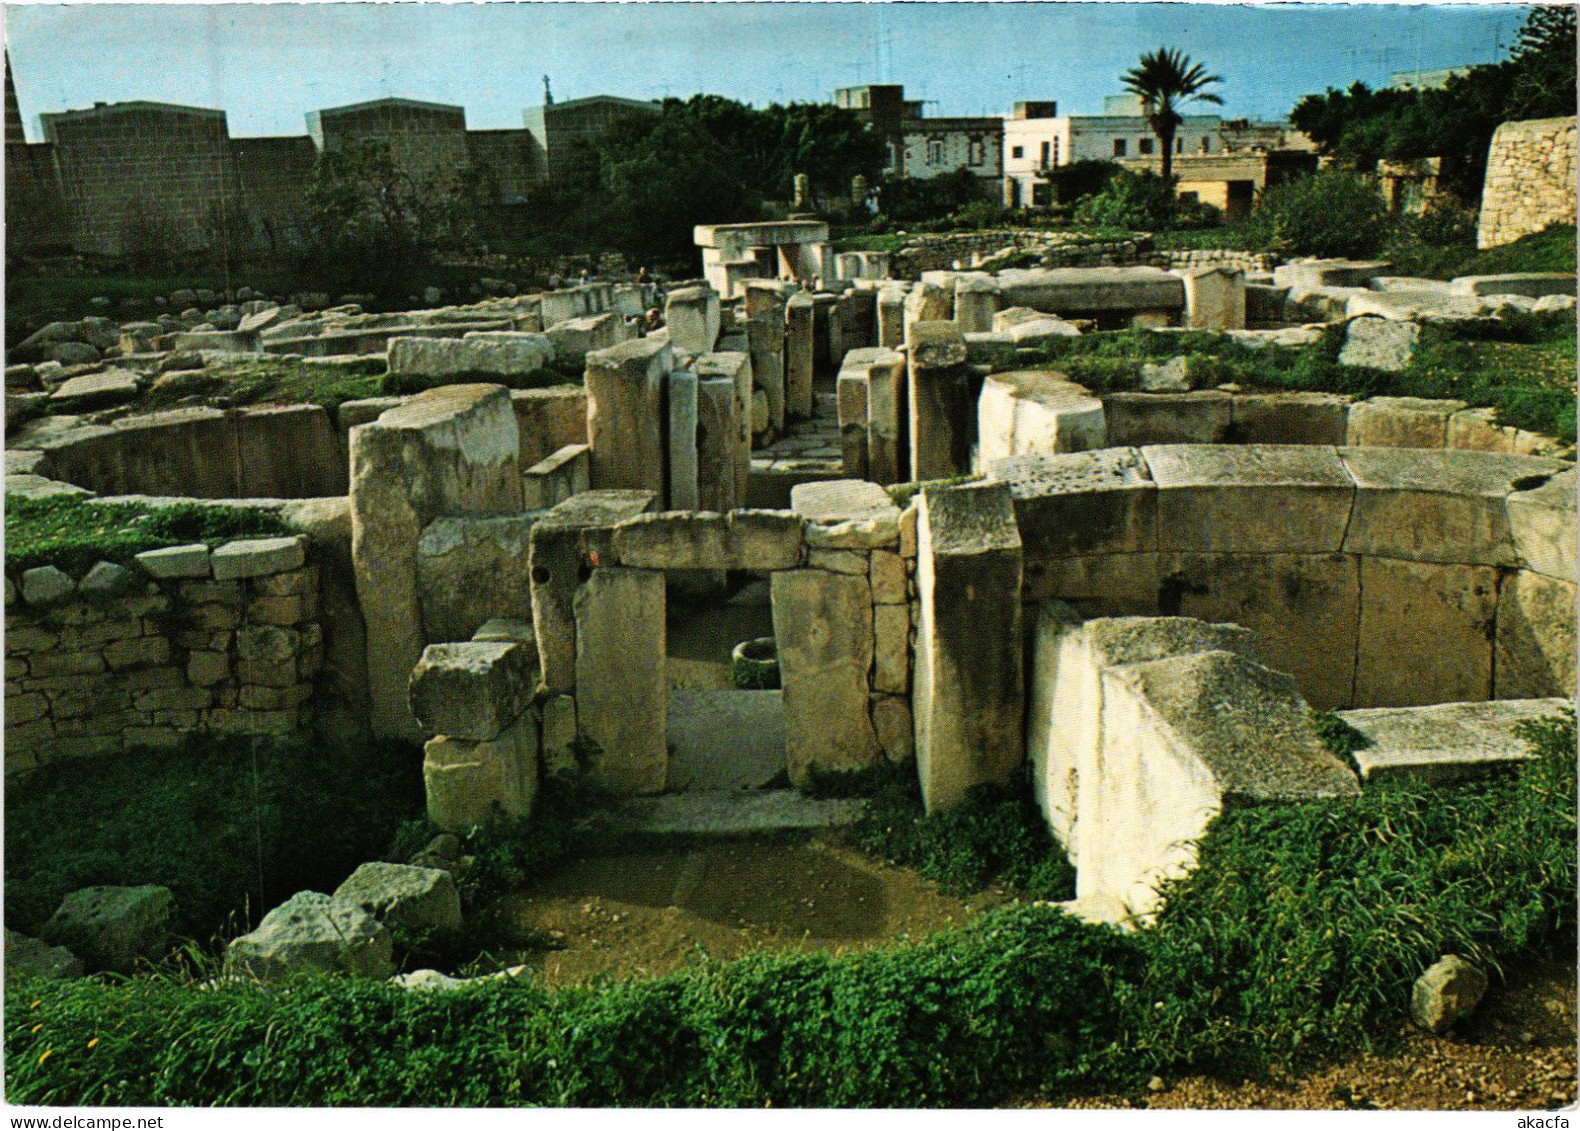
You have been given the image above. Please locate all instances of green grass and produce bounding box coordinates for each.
[138,356,386,414]
[1022,312,1577,442]
[4,735,423,946]
[8,711,1571,1106]
[5,495,294,575]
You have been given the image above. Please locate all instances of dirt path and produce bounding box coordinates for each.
[492,837,1008,988]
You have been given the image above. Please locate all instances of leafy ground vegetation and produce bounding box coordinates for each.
[137,356,386,414]
[6,711,1572,1107]
[4,495,294,575]
[1019,308,1577,443]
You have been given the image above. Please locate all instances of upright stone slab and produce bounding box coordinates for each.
[772,569,881,785]
[350,385,524,740]
[695,351,754,509]
[574,568,667,795]
[529,490,658,693]
[585,337,673,495]
[1494,570,1576,699]
[1175,266,1246,330]
[694,376,740,512]
[416,515,537,645]
[864,348,908,486]
[913,482,1024,812]
[1354,557,1497,706]
[668,370,700,510]
[836,352,879,480]
[978,371,1106,463]
[664,287,720,355]
[954,275,1001,333]
[877,286,908,349]
[906,320,973,481]
[784,293,815,422]
[903,281,952,342]
[745,284,790,425]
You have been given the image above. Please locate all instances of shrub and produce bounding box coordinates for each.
[1241,169,1393,258]
[5,735,423,944]
[1073,169,1179,231]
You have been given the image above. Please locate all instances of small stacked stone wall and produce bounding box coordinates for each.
[1477,117,1578,249]
[891,231,1153,278]
[1146,248,1278,273]
[5,537,323,774]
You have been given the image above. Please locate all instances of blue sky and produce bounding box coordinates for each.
[5,3,1529,142]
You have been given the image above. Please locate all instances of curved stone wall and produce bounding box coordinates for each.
[993,444,1575,709]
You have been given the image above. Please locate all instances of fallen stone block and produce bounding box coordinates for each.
[1338,316,1420,371]
[333,862,462,933]
[979,370,1105,462]
[41,885,173,972]
[1339,698,1570,784]
[409,641,534,742]
[224,891,394,982]
[4,929,84,981]
[423,715,540,830]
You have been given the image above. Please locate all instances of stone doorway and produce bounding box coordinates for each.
[663,571,787,792]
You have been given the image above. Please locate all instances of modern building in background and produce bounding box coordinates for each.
[833,83,1003,183]
[523,93,662,183]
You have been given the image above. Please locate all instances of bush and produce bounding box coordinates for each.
[5,735,423,944]
[1073,170,1179,231]
[4,496,294,575]
[1242,169,1393,258]
[9,712,1572,1106]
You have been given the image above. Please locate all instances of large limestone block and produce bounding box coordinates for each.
[837,365,870,480]
[529,490,658,693]
[1166,552,1361,710]
[864,347,909,486]
[668,370,700,510]
[954,275,1002,333]
[422,714,540,830]
[906,320,974,480]
[903,282,953,342]
[1354,557,1497,707]
[510,385,589,467]
[1174,266,1246,330]
[771,569,881,785]
[333,862,462,933]
[1026,604,1257,864]
[1346,396,1465,449]
[1230,392,1350,446]
[996,266,1185,315]
[1102,391,1232,446]
[387,334,553,387]
[665,287,721,355]
[1338,316,1420,371]
[1086,650,1357,916]
[610,510,804,571]
[695,350,754,505]
[1274,259,1393,290]
[416,515,537,645]
[224,891,394,982]
[1024,552,1162,617]
[1446,407,1517,454]
[746,317,786,432]
[545,313,631,367]
[791,478,896,522]
[236,405,348,497]
[574,568,667,795]
[978,370,1105,464]
[1506,467,1575,582]
[585,338,674,495]
[989,448,1157,559]
[783,293,815,422]
[350,384,524,740]
[409,640,534,741]
[1494,570,1577,699]
[1340,448,1570,567]
[913,482,1024,812]
[877,286,907,348]
[1340,698,1572,784]
[695,375,740,513]
[40,885,173,972]
[1143,444,1355,554]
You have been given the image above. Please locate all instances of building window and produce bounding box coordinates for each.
[1052,137,1060,165]
[1113,138,1127,157]
[1200,136,1211,154]
[1011,145,1024,160]
[1039,140,1050,167]
[1032,182,1053,206]
[968,139,984,166]
[926,138,944,165]
[1138,137,1153,155]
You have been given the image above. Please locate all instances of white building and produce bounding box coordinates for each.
[1001,96,1224,208]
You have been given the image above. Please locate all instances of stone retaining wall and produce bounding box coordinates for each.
[993,445,1575,710]
[5,537,323,774]
[890,231,1152,279]
[1478,117,1578,250]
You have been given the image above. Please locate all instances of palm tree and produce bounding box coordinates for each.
[1122,48,1224,181]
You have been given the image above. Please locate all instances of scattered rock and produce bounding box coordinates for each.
[223,891,394,982]
[393,965,528,992]
[40,885,174,972]
[21,565,75,606]
[1339,316,1420,372]
[1140,356,1191,393]
[78,560,137,597]
[4,929,85,981]
[1412,954,1488,1034]
[332,862,462,932]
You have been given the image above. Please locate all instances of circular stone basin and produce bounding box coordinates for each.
[729,637,780,690]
